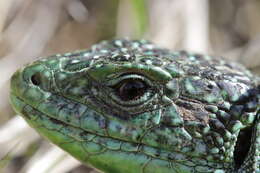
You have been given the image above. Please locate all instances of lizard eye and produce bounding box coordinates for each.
[116,79,148,101]
[106,74,154,106]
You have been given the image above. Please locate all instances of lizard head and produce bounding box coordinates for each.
[10,39,259,173]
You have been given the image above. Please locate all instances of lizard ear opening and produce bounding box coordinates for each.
[233,125,253,169]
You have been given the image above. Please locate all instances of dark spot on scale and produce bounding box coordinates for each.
[217,102,230,111]
[155,150,161,157]
[167,153,175,160]
[244,100,258,112]
[135,134,142,141]
[175,101,194,110]
[209,119,226,135]
[156,135,168,145]
[235,88,259,107]
[205,135,215,146]
[79,131,88,137]
[230,105,244,116]
[163,116,173,124]
[207,84,214,90]
[98,119,107,129]
[115,125,122,131]
[201,70,221,80]
[209,119,225,128]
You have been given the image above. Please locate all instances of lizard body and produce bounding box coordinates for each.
[10,39,259,173]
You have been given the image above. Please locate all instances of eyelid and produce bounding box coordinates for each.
[106,74,152,87]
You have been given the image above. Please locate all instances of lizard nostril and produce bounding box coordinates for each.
[31,72,42,86]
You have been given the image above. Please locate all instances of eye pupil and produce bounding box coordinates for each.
[118,80,147,101]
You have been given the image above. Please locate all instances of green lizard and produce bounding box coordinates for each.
[10,39,259,173]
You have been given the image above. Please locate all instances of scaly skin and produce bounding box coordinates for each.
[10,39,259,173]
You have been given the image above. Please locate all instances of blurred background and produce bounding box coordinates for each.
[0,0,260,172]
